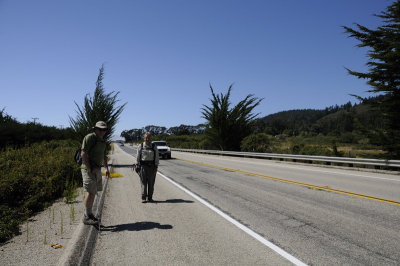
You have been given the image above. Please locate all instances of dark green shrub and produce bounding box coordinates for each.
[339,132,357,144]
[291,144,304,154]
[0,206,20,243]
[0,139,80,243]
[300,145,334,156]
[241,133,273,152]
[165,134,207,149]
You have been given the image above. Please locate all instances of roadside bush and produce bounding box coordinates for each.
[339,132,358,144]
[291,144,304,154]
[0,205,20,243]
[165,134,206,149]
[0,139,81,243]
[241,133,273,152]
[154,130,383,159]
[300,145,334,156]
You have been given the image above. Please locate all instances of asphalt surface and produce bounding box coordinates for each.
[90,145,399,265]
[91,145,293,265]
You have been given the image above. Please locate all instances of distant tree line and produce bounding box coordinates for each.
[120,96,386,153]
[0,108,75,150]
[121,124,206,142]
[253,98,385,140]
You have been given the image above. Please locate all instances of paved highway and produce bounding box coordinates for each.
[92,144,400,265]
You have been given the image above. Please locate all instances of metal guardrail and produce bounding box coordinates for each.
[172,148,400,170]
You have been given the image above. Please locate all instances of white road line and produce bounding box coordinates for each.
[158,172,308,266]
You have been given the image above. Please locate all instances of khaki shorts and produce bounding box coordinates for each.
[81,169,103,194]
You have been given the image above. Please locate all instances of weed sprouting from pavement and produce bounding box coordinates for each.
[43,230,47,245]
[60,211,63,237]
[25,219,29,242]
[70,203,75,224]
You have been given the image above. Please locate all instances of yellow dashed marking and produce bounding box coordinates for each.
[176,157,400,206]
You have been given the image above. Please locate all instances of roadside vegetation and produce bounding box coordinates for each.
[0,139,81,243]
[0,65,125,244]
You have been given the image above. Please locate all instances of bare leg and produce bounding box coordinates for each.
[84,192,96,209]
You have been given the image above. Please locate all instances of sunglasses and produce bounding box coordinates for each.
[96,128,107,132]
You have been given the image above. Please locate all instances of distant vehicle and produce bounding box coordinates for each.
[120,143,124,146]
[151,141,171,159]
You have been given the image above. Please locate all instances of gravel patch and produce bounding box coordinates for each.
[0,188,85,266]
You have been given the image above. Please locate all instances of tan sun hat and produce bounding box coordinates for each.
[94,121,107,129]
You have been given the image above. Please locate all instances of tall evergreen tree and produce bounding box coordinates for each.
[201,84,263,151]
[69,65,126,143]
[343,0,400,158]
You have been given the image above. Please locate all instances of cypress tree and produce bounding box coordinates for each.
[201,84,263,151]
[69,65,126,143]
[343,0,400,158]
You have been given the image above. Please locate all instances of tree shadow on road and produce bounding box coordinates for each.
[99,221,173,232]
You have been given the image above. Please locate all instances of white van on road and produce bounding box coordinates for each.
[152,141,172,159]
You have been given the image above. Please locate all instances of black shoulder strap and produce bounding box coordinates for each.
[139,143,143,162]
[152,143,156,164]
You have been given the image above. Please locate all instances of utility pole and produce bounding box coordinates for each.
[31,117,39,124]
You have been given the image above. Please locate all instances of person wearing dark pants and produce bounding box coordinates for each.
[140,163,157,202]
[136,132,159,203]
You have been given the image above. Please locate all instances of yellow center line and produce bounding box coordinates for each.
[175,157,400,206]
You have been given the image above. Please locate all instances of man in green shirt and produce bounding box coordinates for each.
[81,121,110,225]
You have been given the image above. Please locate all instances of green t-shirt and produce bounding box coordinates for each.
[81,133,107,169]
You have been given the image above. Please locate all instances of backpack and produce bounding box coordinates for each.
[74,134,98,165]
[74,148,83,165]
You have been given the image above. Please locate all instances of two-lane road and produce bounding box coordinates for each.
[93,145,400,265]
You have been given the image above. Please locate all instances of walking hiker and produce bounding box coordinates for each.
[136,132,159,203]
[81,121,110,225]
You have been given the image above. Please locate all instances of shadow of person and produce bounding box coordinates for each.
[150,199,194,204]
[98,221,173,232]
[110,164,135,168]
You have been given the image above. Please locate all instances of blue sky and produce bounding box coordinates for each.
[0,0,393,137]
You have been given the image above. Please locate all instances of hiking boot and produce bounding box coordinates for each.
[87,213,98,222]
[82,215,97,225]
